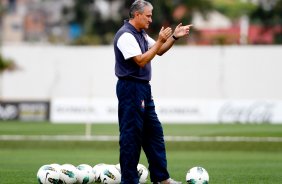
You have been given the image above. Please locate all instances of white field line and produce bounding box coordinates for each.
[1,135,282,142]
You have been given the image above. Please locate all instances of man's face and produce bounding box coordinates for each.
[135,6,152,29]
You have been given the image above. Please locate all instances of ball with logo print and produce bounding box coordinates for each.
[186,166,209,184]
[100,164,121,184]
[37,164,60,184]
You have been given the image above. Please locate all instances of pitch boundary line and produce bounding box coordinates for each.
[164,136,282,142]
[1,135,282,142]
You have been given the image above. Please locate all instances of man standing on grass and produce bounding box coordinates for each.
[113,0,192,183]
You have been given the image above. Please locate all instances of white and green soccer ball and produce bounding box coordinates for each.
[186,166,209,184]
[115,163,148,184]
[93,163,106,183]
[100,164,121,184]
[59,164,78,184]
[76,164,95,184]
[137,163,148,184]
[37,164,60,184]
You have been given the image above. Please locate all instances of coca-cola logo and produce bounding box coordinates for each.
[0,104,19,120]
[218,102,274,123]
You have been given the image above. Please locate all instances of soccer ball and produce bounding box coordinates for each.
[100,164,121,184]
[37,164,60,184]
[76,164,95,184]
[137,163,148,184]
[93,163,106,183]
[186,166,209,184]
[59,164,78,184]
[114,163,148,183]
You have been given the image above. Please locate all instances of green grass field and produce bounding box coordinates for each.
[1,121,282,184]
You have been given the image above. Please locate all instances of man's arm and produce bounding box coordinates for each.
[132,27,172,68]
[157,36,176,56]
[157,23,193,56]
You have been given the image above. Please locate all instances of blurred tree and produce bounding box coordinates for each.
[212,0,282,44]
[251,0,282,24]
[0,2,17,87]
[213,0,256,19]
[62,0,122,45]
[250,0,282,44]
[64,0,214,45]
[62,0,98,44]
[171,0,214,44]
[122,0,213,44]
[181,0,214,21]
[0,54,17,99]
[0,54,16,73]
[212,0,257,44]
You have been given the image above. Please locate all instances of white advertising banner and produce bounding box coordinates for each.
[212,100,281,124]
[155,99,282,124]
[51,98,282,124]
[50,98,118,123]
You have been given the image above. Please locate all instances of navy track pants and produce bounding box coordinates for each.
[116,79,170,184]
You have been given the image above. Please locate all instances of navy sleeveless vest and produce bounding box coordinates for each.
[114,20,151,81]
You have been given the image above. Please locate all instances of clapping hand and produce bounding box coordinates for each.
[158,26,172,43]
